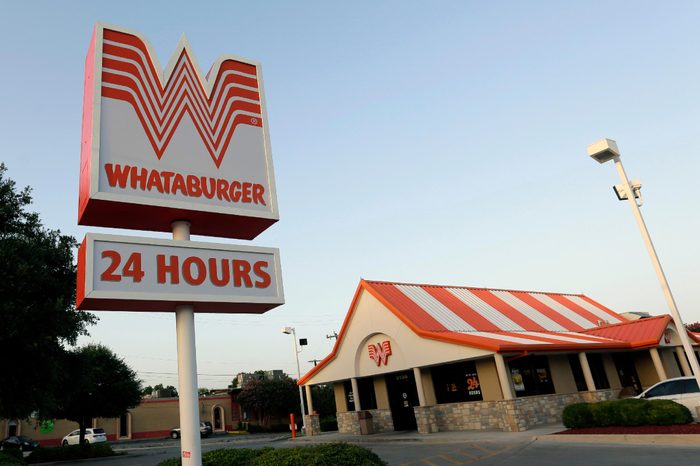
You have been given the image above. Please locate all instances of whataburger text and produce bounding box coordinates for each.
[103,163,267,205]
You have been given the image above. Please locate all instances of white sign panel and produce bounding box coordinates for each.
[78,23,278,239]
[77,233,284,313]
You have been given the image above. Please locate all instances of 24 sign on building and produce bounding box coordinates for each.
[78,23,278,240]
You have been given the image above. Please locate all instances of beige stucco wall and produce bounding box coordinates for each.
[549,354,577,394]
[334,382,348,412]
[634,351,661,388]
[661,348,682,378]
[304,290,494,385]
[374,376,390,409]
[602,354,622,390]
[475,358,502,401]
[420,370,437,405]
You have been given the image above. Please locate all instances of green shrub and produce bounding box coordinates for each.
[616,398,650,426]
[156,443,386,466]
[647,400,693,426]
[0,450,25,466]
[26,443,115,464]
[563,398,693,428]
[589,400,621,427]
[562,402,593,428]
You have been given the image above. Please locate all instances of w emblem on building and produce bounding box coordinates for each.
[92,25,264,168]
[368,341,392,366]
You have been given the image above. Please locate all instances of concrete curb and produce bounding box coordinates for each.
[535,434,700,446]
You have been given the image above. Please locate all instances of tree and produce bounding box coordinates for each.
[686,322,700,333]
[54,344,142,444]
[0,164,95,420]
[142,384,178,398]
[236,375,299,427]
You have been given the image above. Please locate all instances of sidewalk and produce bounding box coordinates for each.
[285,424,565,445]
[285,424,700,447]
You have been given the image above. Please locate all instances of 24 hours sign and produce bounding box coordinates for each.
[77,233,283,313]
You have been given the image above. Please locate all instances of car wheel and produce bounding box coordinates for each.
[83,439,90,445]
[171,431,179,439]
[62,440,68,446]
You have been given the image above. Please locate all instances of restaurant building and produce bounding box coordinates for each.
[298,280,699,435]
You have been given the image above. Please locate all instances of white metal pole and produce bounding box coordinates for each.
[173,221,202,466]
[612,157,700,388]
[291,329,307,432]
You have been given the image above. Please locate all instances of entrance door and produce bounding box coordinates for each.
[613,353,642,394]
[385,370,419,431]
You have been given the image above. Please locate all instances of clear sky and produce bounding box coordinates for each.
[2,1,699,389]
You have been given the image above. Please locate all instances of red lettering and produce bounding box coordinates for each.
[230,181,241,202]
[161,171,175,194]
[232,259,253,287]
[217,179,231,201]
[100,250,122,282]
[253,184,266,206]
[201,177,216,199]
[130,166,148,190]
[147,169,164,193]
[157,255,180,284]
[253,261,271,288]
[122,252,145,282]
[241,182,252,203]
[172,174,187,196]
[183,257,206,285]
[209,258,230,286]
[186,175,202,197]
[103,163,130,189]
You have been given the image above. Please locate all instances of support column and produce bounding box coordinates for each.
[173,221,201,466]
[649,347,668,381]
[413,367,426,406]
[578,352,596,392]
[494,353,514,400]
[676,346,692,376]
[305,385,314,414]
[350,378,361,411]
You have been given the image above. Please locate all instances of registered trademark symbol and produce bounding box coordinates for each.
[251,118,258,124]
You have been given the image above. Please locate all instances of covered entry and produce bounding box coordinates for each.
[385,371,419,430]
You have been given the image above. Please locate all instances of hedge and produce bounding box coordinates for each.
[156,443,387,466]
[563,398,692,428]
[26,443,116,464]
[0,450,25,466]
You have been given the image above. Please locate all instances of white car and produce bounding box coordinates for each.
[61,428,107,446]
[636,376,700,419]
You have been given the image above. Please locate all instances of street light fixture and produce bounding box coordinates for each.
[587,138,700,389]
[282,326,307,432]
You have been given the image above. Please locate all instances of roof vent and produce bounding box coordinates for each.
[597,320,609,327]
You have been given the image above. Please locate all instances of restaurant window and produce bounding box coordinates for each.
[508,355,555,397]
[587,353,610,389]
[357,377,377,410]
[568,354,588,392]
[343,380,355,411]
[431,361,483,404]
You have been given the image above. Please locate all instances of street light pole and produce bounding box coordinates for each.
[588,139,700,389]
[282,327,307,433]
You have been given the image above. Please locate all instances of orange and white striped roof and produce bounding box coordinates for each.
[363,281,628,351]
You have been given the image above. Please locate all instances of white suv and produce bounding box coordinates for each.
[636,376,700,420]
[61,428,107,446]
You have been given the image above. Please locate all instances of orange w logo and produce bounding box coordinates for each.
[368,341,392,366]
[97,27,263,168]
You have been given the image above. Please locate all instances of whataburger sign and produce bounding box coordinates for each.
[76,23,283,314]
[78,23,278,240]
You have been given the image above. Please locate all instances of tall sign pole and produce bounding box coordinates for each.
[77,23,284,466]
